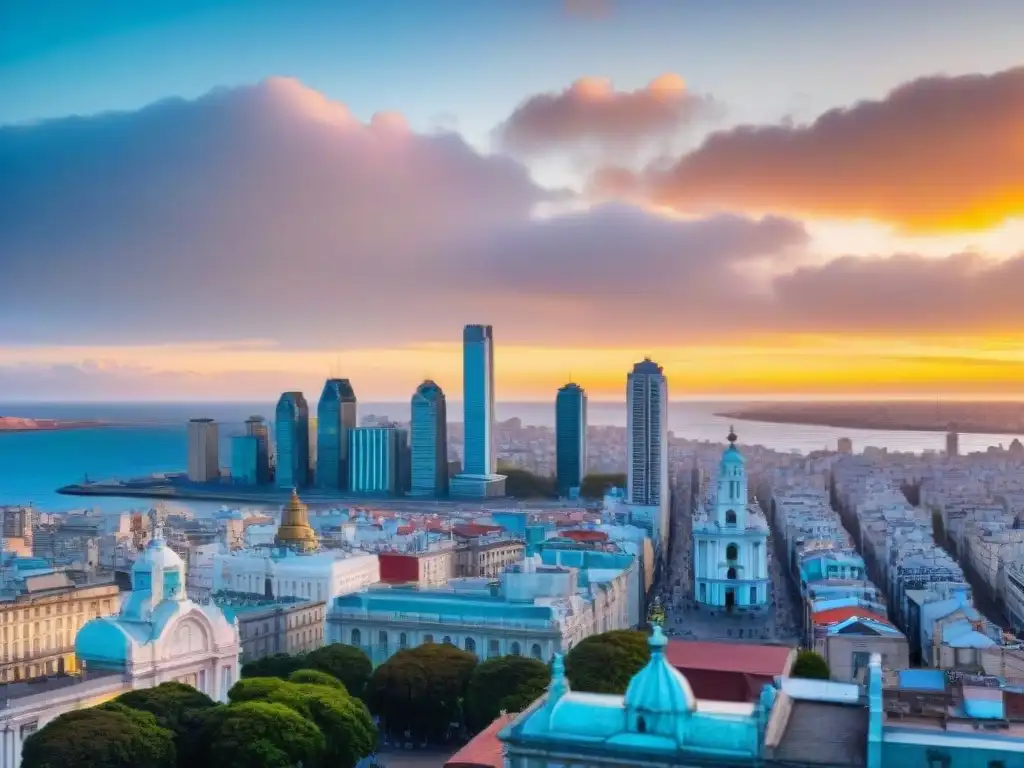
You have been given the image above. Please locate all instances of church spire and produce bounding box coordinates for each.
[727,425,737,445]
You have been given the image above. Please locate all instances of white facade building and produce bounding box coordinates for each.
[0,532,243,768]
[692,430,771,611]
[187,418,220,482]
[328,549,638,666]
[212,549,379,604]
[626,358,669,552]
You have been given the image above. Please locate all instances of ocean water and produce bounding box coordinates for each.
[0,401,1018,510]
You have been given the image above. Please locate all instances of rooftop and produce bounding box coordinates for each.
[665,639,795,677]
[444,713,514,768]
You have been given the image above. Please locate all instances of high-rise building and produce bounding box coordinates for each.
[410,380,449,497]
[556,383,587,497]
[349,425,408,495]
[946,428,959,458]
[316,379,357,490]
[275,392,310,489]
[244,415,271,484]
[231,435,260,484]
[627,359,669,550]
[462,324,496,476]
[187,418,220,482]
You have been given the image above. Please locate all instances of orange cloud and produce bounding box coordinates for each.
[594,66,1024,232]
[495,73,711,155]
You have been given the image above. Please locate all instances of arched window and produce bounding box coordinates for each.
[727,567,737,580]
[465,637,476,653]
[510,641,521,656]
[725,510,737,525]
[350,628,361,645]
[726,543,739,561]
[443,635,453,646]
[637,716,647,733]
[531,643,542,660]
[399,632,408,649]
[378,630,388,649]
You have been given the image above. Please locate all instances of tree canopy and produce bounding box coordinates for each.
[499,467,557,499]
[305,643,373,698]
[22,704,176,768]
[365,642,478,741]
[289,668,347,690]
[240,652,309,680]
[579,473,627,499]
[228,676,376,768]
[199,701,325,768]
[109,682,217,767]
[791,650,831,680]
[565,629,649,694]
[465,655,550,733]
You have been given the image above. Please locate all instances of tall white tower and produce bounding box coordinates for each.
[626,358,669,549]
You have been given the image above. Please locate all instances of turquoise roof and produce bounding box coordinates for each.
[75,617,149,669]
[624,626,695,736]
[334,589,558,624]
[721,444,745,466]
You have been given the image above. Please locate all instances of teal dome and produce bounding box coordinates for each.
[75,618,135,670]
[720,426,745,465]
[623,626,695,737]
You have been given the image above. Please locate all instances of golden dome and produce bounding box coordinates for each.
[275,488,319,552]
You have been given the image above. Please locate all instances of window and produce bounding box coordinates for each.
[725,510,737,525]
[464,637,476,653]
[399,632,408,649]
[378,630,388,650]
[699,583,706,602]
[636,716,646,733]
[749,587,757,604]
[423,634,434,644]
[726,567,737,580]
[488,639,500,658]
[510,641,521,656]
[350,628,361,646]
[443,635,453,646]
[726,543,738,561]
[531,643,542,660]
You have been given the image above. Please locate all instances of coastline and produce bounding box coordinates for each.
[0,420,118,434]
[717,411,1024,437]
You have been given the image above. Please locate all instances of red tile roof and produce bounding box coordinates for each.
[560,530,609,543]
[444,713,514,768]
[665,639,795,677]
[812,606,893,627]
[454,523,504,538]
[396,524,416,535]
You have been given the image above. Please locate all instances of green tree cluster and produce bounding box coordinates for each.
[240,642,373,699]
[366,644,552,740]
[791,650,831,680]
[23,647,378,768]
[498,467,557,499]
[579,473,627,499]
[564,629,649,693]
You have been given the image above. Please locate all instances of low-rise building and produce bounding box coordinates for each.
[811,605,910,683]
[215,593,326,660]
[378,547,456,587]
[0,574,120,682]
[455,534,525,579]
[213,548,380,603]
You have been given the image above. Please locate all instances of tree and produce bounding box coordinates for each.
[110,682,217,767]
[565,630,649,694]
[499,468,557,499]
[228,677,376,768]
[465,655,550,732]
[305,643,373,698]
[240,652,308,680]
[579,473,627,500]
[791,650,831,680]
[365,643,478,741]
[199,701,325,768]
[290,668,347,690]
[22,704,176,768]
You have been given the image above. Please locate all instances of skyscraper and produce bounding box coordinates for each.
[451,324,505,498]
[187,418,220,482]
[556,383,587,497]
[462,324,496,476]
[275,392,310,489]
[348,425,408,495]
[316,379,358,490]
[410,380,449,496]
[245,415,271,484]
[627,359,669,540]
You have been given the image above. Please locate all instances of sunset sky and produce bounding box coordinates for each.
[3,0,1024,401]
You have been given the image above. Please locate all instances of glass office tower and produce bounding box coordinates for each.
[410,380,449,496]
[556,382,587,497]
[275,391,310,489]
[462,324,495,477]
[316,378,357,490]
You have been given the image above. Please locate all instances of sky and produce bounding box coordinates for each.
[2,0,1024,401]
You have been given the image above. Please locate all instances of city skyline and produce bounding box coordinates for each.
[4,1,1024,400]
